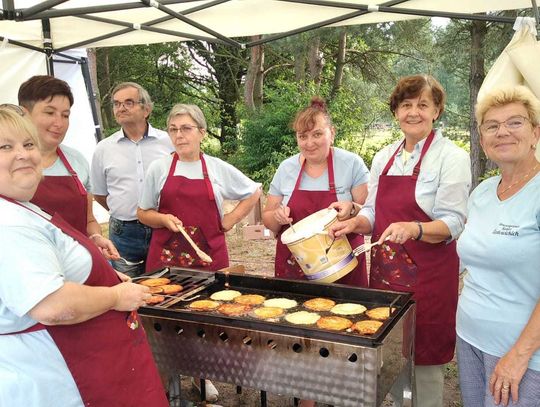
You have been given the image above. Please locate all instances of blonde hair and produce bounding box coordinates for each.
[0,108,41,149]
[476,86,540,127]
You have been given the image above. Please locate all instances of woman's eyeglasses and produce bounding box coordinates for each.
[167,125,200,135]
[480,115,531,136]
[0,103,25,116]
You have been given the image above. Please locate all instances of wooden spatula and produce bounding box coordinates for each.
[176,223,213,263]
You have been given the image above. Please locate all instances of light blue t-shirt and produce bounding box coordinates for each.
[0,198,91,406]
[45,144,91,192]
[268,147,369,204]
[139,153,261,219]
[457,173,540,371]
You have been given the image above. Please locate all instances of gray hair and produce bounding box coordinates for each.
[111,82,154,112]
[167,104,207,129]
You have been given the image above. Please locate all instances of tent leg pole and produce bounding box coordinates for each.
[80,56,103,142]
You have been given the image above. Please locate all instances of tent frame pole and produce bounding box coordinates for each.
[531,0,540,38]
[41,18,54,75]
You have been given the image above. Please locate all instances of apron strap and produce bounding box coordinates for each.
[381,130,436,179]
[294,149,336,192]
[56,147,88,197]
[170,153,216,202]
[200,153,216,202]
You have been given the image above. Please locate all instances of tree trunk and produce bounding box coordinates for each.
[294,50,306,86]
[244,36,264,112]
[308,35,323,87]
[96,48,112,130]
[211,43,246,157]
[469,20,487,189]
[86,48,104,130]
[330,31,347,100]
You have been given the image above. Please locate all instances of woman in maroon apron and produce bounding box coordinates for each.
[18,75,118,258]
[0,107,168,407]
[137,103,260,402]
[137,103,261,273]
[263,97,370,287]
[330,75,471,407]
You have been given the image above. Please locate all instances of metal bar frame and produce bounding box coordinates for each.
[17,0,202,20]
[2,0,535,51]
[55,0,230,52]
[141,0,242,48]
[248,0,409,47]
[21,0,68,19]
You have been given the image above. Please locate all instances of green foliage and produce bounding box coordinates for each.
[234,78,389,189]
[232,80,303,189]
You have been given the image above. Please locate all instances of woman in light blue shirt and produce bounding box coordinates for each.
[457,85,540,407]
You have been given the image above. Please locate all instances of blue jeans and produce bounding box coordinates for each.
[109,217,152,277]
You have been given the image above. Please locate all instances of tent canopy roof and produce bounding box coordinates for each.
[1,0,537,53]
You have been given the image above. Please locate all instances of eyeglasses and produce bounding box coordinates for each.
[167,125,200,135]
[112,99,143,110]
[480,115,531,136]
[0,103,25,116]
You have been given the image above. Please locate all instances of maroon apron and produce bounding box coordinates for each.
[275,149,368,286]
[31,147,88,234]
[145,153,229,272]
[369,131,458,365]
[2,197,168,407]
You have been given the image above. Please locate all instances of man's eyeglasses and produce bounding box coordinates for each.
[0,103,25,116]
[112,99,143,110]
[479,115,531,136]
[167,125,200,135]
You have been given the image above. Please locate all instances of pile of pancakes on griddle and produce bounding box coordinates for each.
[184,288,395,336]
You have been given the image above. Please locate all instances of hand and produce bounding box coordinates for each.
[274,205,293,226]
[379,222,419,245]
[162,214,182,232]
[489,346,529,406]
[115,270,132,282]
[221,213,235,232]
[91,235,120,260]
[328,217,360,238]
[112,282,151,311]
[329,201,354,220]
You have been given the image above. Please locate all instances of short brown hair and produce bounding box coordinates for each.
[18,75,74,111]
[292,96,333,133]
[389,75,446,119]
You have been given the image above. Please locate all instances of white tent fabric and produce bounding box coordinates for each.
[0,46,97,165]
[1,1,536,50]
[477,17,540,158]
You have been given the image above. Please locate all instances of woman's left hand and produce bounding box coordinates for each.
[91,235,120,260]
[115,270,132,282]
[221,213,235,232]
[489,347,529,406]
[380,222,419,245]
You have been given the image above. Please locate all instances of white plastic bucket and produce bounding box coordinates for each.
[281,208,357,283]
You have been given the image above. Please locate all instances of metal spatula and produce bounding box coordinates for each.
[176,224,213,263]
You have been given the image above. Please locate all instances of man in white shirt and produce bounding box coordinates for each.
[91,82,173,277]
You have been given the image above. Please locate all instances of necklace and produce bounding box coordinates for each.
[498,162,540,196]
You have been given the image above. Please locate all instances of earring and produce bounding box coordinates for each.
[533,144,537,150]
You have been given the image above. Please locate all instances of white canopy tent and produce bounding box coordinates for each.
[2,0,538,222]
[0,0,538,153]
